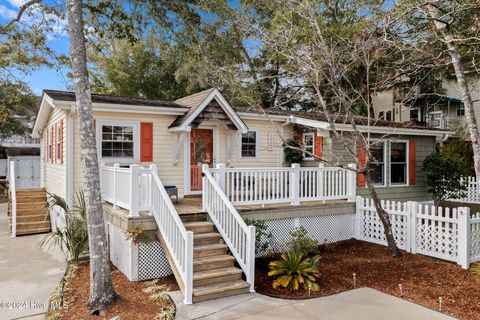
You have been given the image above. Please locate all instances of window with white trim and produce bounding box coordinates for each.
[55,124,61,161]
[303,132,314,160]
[101,125,134,158]
[240,131,257,158]
[457,103,465,117]
[390,141,407,185]
[370,142,385,185]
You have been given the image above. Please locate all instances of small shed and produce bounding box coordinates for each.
[5,147,41,189]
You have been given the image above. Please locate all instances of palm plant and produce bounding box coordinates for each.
[268,248,321,291]
[40,191,89,264]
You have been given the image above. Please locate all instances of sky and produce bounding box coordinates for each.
[0,0,70,94]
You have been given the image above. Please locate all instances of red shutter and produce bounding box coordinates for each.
[314,133,323,159]
[50,126,54,163]
[409,140,416,185]
[45,129,49,163]
[140,122,153,162]
[54,125,57,163]
[59,120,64,164]
[357,143,366,187]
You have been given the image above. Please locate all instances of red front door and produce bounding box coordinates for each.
[190,129,213,191]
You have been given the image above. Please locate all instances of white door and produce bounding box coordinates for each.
[13,156,41,189]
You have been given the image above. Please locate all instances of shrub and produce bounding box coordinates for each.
[268,248,321,291]
[423,152,470,205]
[287,226,320,256]
[40,191,89,264]
[283,138,303,166]
[244,218,273,256]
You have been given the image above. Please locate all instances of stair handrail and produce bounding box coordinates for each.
[8,160,16,237]
[202,164,255,292]
[148,165,193,304]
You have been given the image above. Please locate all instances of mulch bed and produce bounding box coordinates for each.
[52,263,179,320]
[256,239,480,320]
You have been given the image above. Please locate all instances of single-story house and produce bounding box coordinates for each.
[29,88,452,304]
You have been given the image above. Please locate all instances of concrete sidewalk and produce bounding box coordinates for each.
[172,288,456,320]
[0,203,65,320]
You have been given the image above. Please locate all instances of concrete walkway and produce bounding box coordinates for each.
[172,288,456,320]
[0,203,65,320]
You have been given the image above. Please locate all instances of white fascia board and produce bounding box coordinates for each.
[179,89,249,134]
[333,123,454,137]
[236,112,290,122]
[168,126,192,133]
[290,116,330,130]
[32,96,55,138]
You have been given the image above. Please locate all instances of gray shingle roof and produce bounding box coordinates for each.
[43,90,184,109]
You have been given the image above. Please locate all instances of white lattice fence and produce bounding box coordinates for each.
[138,241,172,280]
[356,197,410,250]
[414,205,458,262]
[255,213,355,257]
[356,196,480,269]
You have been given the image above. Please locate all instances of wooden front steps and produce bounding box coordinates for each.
[182,213,250,303]
[8,188,51,236]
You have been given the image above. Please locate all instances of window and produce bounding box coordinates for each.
[390,141,407,185]
[385,110,392,121]
[56,124,61,161]
[100,124,136,159]
[303,132,314,160]
[457,103,465,117]
[240,131,257,158]
[370,142,385,185]
[410,108,419,121]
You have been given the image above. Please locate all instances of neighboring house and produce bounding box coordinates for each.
[29,88,451,303]
[372,79,480,131]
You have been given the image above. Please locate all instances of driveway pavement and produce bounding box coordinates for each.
[0,203,65,320]
[172,288,456,320]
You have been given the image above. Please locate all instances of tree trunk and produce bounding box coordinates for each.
[66,0,117,312]
[364,164,402,257]
[426,2,480,184]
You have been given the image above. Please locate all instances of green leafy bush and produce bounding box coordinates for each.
[283,138,303,166]
[244,218,273,256]
[423,152,470,205]
[268,248,321,291]
[287,226,320,256]
[40,191,89,264]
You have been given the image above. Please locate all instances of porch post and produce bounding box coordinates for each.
[129,164,140,217]
[347,163,357,202]
[318,163,324,199]
[290,163,300,206]
[113,163,119,209]
[216,163,226,192]
[202,164,209,212]
[457,207,470,269]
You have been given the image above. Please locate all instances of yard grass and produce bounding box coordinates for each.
[256,239,480,320]
[48,263,178,320]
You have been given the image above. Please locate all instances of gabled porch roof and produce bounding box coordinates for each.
[168,88,248,133]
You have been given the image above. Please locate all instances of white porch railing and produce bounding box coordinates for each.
[9,161,17,238]
[100,164,194,304]
[210,163,357,206]
[202,164,256,292]
[447,176,480,204]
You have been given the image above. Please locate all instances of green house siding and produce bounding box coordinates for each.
[303,134,436,202]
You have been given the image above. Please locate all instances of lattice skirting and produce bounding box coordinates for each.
[107,223,172,281]
[256,213,355,256]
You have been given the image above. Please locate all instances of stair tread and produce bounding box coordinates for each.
[194,243,227,251]
[193,254,235,264]
[16,221,50,226]
[193,267,243,280]
[184,221,214,227]
[193,280,250,296]
[194,232,221,239]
